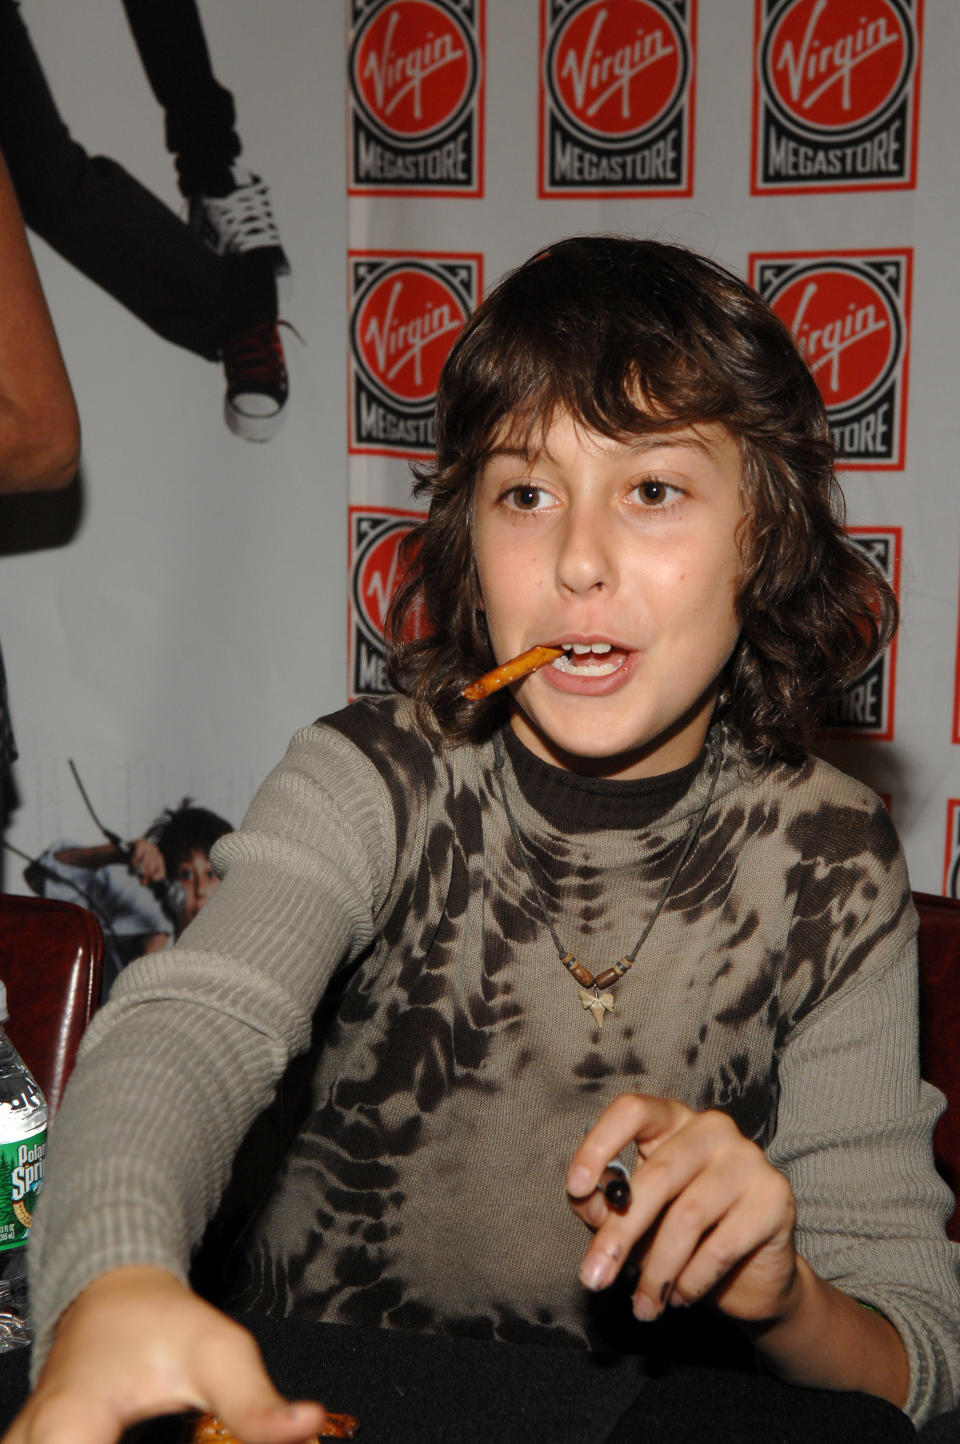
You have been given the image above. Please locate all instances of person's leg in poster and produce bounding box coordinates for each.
[0,0,227,362]
[120,0,289,277]
[121,0,291,440]
[0,0,287,440]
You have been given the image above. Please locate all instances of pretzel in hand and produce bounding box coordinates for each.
[462,645,564,700]
[191,1410,358,1442]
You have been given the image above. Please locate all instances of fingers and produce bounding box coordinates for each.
[211,1402,329,1444]
[2,1269,328,1444]
[673,1187,796,1312]
[568,1098,798,1324]
[127,838,166,885]
[576,1120,724,1293]
[193,1319,328,1444]
[567,1093,691,1200]
[628,1152,796,1321]
[4,1393,327,1444]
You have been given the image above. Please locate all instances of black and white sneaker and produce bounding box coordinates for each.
[190,165,290,277]
[221,320,289,442]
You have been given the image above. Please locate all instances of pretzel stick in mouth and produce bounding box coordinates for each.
[462,645,564,700]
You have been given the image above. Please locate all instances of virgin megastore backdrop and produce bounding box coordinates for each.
[2,0,959,946]
[346,0,960,897]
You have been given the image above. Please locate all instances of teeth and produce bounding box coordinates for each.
[552,652,622,677]
[563,641,613,654]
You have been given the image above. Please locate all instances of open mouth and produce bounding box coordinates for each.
[551,642,626,678]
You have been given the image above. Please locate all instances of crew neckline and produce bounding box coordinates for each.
[500,723,703,831]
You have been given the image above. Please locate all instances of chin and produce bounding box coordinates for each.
[516,687,718,778]
[542,711,660,761]
[533,724,653,774]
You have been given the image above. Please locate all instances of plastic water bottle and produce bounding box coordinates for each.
[0,981,47,1347]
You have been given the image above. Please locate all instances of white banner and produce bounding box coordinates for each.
[346,0,960,897]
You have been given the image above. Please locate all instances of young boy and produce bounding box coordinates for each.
[10,237,960,1442]
[27,800,232,995]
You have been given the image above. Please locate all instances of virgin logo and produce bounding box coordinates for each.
[765,0,909,131]
[771,267,897,409]
[353,0,472,138]
[355,267,467,404]
[356,523,426,644]
[549,0,684,137]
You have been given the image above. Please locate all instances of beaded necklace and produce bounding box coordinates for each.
[491,731,721,1031]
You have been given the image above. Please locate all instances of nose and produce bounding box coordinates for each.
[555,499,617,595]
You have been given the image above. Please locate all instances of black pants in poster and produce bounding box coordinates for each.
[0,0,274,361]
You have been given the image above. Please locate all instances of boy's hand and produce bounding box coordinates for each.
[126,838,166,888]
[2,1267,327,1444]
[567,1094,799,1327]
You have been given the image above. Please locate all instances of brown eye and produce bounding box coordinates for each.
[511,484,545,510]
[634,479,680,507]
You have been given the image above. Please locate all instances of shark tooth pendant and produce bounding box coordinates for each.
[579,988,614,1031]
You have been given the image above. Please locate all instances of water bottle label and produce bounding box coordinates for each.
[0,1131,46,1249]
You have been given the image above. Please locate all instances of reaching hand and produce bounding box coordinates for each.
[126,837,166,888]
[2,1267,327,1444]
[567,1093,799,1326]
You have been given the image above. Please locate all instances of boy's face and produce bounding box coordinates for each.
[171,846,220,934]
[473,412,744,779]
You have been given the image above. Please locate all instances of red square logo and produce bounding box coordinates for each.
[348,0,485,197]
[348,251,481,460]
[823,528,900,741]
[751,0,923,195]
[538,0,696,198]
[348,506,428,698]
[750,249,912,470]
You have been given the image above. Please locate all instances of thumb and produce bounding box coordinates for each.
[193,1330,328,1444]
[198,1402,329,1444]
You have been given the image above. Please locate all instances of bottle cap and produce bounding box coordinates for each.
[0,981,7,1023]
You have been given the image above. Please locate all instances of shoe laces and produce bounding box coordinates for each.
[222,321,287,393]
[202,176,283,252]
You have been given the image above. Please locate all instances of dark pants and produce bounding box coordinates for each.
[121,0,241,197]
[0,1314,923,1443]
[0,0,274,360]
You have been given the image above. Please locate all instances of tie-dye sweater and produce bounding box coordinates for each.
[31,696,960,1423]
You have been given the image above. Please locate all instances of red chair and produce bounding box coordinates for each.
[914,891,960,1242]
[0,893,103,1123]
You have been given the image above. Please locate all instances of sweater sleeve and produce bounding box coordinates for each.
[768,926,960,1426]
[27,723,397,1376]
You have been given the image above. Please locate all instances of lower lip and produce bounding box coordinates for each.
[540,651,638,696]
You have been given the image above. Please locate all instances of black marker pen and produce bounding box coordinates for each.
[598,1159,631,1213]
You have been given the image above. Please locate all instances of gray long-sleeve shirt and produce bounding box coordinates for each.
[30,698,960,1424]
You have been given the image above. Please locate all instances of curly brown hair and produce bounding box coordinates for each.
[387,235,896,764]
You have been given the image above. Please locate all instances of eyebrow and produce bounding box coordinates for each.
[483,432,717,466]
